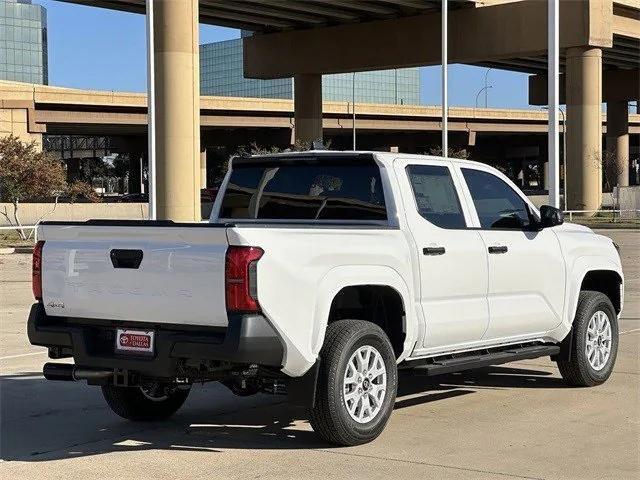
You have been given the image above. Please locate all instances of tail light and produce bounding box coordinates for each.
[225,246,264,313]
[32,240,45,301]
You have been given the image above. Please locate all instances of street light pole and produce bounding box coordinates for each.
[475,86,493,109]
[547,0,560,208]
[542,106,566,209]
[145,0,156,220]
[559,107,566,210]
[441,0,448,156]
[352,72,356,151]
[483,68,493,108]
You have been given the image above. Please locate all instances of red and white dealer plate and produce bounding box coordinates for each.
[115,329,155,354]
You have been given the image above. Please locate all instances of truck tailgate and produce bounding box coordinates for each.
[38,222,230,327]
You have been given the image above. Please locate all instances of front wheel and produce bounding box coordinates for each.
[557,291,619,387]
[102,382,190,421]
[310,319,398,446]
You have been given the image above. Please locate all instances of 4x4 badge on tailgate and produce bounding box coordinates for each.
[46,300,65,309]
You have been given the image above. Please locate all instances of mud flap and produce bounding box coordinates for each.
[553,328,574,362]
[286,359,320,408]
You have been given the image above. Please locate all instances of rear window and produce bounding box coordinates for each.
[219,157,387,221]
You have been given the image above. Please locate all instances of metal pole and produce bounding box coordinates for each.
[441,0,448,156]
[145,0,157,220]
[352,72,356,151]
[547,0,560,208]
[484,68,492,108]
[394,68,398,105]
[475,86,492,109]
[561,108,567,210]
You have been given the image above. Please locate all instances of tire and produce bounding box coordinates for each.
[102,382,190,421]
[310,319,398,446]
[557,291,619,387]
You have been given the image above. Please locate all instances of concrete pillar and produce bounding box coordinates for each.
[294,74,322,145]
[606,100,629,188]
[565,47,602,212]
[153,0,200,221]
[200,148,207,189]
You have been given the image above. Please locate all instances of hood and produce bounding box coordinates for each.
[555,222,594,234]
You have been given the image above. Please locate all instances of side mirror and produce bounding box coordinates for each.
[539,205,564,228]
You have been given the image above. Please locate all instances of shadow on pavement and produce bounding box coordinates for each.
[1,364,563,462]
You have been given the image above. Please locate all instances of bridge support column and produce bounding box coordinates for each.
[606,100,629,188]
[294,74,322,146]
[152,0,200,221]
[565,47,602,213]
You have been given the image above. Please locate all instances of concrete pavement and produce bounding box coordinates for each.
[1,230,638,480]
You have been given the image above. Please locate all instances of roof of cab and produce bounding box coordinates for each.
[239,149,476,169]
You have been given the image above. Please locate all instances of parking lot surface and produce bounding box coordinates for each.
[1,230,638,480]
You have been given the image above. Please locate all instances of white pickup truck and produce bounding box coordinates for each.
[29,151,623,446]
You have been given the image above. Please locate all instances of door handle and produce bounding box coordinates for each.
[488,245,508,254]
[423,246,446,256]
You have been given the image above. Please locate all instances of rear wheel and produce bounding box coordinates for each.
[102,382,190,421]
[557,291,618,387]
[310,319,398,446]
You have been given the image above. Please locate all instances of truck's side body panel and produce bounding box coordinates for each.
[226,226,415,376]
[554,226,624,333]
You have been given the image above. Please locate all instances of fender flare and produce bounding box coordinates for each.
[310,264,416,362]
[548,255,624,342]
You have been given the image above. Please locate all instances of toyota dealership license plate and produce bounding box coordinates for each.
[115,329,154,354]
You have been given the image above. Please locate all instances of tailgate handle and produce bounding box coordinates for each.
[110,249,143,269]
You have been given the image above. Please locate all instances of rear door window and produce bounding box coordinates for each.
[406,165,466,229]
[220,157,387,221]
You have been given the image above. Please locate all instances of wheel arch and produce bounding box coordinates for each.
[311,265,416,362]
[580,270,623,314]
[563,256,624,335]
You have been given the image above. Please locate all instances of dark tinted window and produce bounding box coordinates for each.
[220,158,387,221]
[462,168,532,229]
[406,165,466,229]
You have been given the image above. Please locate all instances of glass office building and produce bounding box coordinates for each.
[0,0,48,84]
[200,37,420,105]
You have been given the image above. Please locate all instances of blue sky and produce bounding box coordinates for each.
[37,0,532,109]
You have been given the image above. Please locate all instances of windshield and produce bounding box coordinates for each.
[219,157,387,222]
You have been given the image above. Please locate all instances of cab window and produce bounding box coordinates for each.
[406,165,466,229]
[462,168,533,230]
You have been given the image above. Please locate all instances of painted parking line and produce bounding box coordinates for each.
[0,351,47,360]
[620,328,640,335]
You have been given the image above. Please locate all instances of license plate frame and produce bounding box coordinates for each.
[115,328,155,355]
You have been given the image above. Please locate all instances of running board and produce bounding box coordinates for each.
[404,344,560,376]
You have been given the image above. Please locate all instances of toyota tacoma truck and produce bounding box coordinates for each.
[28,151,624,446]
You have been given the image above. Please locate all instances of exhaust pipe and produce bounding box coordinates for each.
[43,363,113,382]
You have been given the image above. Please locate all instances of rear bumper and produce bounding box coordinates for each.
[27,303,285,378]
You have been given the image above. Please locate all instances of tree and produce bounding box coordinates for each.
[0,135,99,239]
[426,146,471,159]
[599,148,625,221]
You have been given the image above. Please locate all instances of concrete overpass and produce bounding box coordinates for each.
[14,1,640,218]
[10,80,632,138]
[3,80,639,195]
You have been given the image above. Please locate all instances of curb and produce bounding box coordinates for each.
[0,247,16,255]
